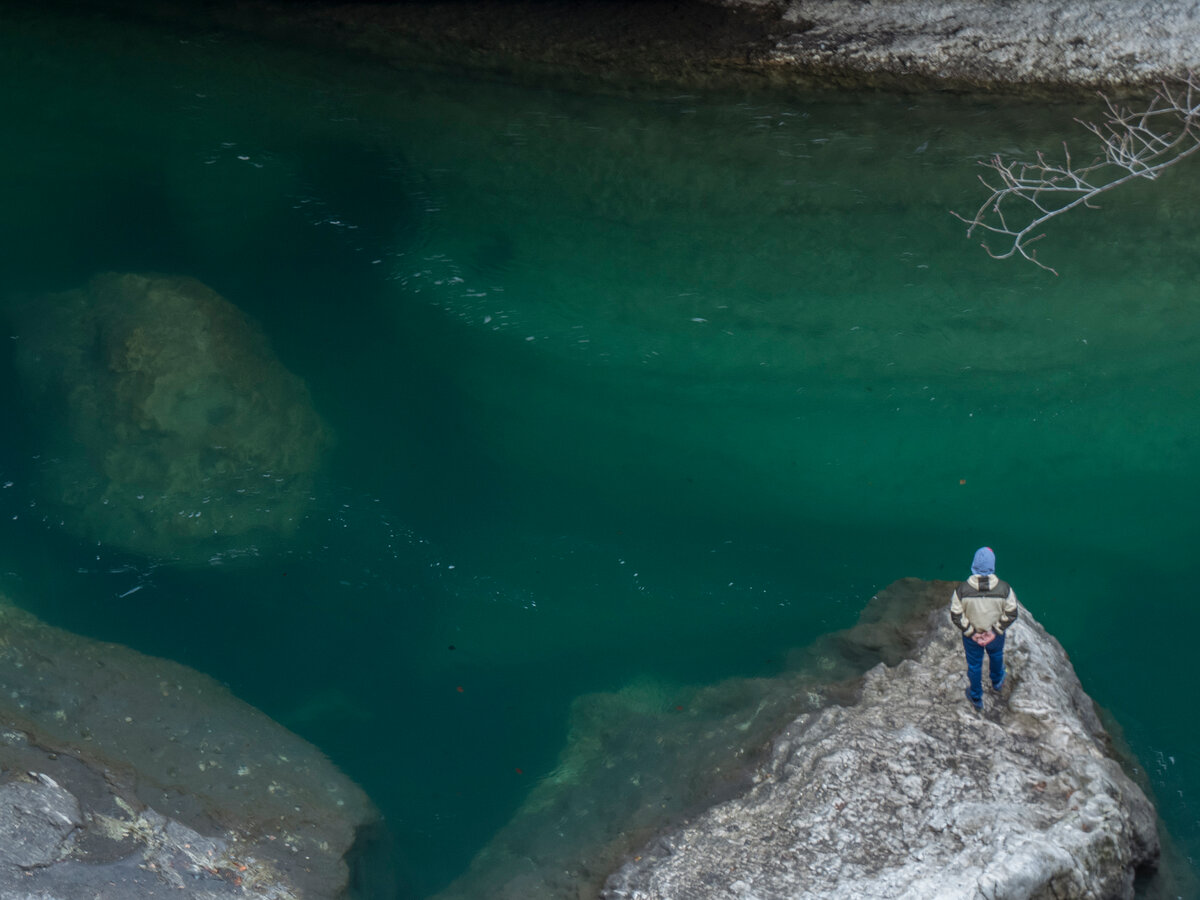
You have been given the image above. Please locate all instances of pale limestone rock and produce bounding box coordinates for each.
[761,0,1200,86]
[603,582,1158,900]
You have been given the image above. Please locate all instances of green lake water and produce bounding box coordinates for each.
[1,5,1198,897]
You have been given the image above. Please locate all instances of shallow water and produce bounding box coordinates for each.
[0,6,1198,896]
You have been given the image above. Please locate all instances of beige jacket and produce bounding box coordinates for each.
[950,574,1019,637]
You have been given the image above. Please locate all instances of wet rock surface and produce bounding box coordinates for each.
[0,595,385,899]
[603,579,1160,900]
[12,272,328,563]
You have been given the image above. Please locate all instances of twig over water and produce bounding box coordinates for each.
[953,72,1200,275]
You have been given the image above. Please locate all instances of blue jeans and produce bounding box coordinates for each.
[962,632,1006,703]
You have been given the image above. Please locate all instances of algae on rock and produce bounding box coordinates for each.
[13,272,328,562]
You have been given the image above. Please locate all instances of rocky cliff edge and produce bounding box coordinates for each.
[603,578,1159,900]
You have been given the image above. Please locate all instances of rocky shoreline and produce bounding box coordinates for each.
[65,0,1200,92]
[0,572,1173,899]
[757,0,1200,90]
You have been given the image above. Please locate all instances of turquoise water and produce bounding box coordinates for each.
[1,5,1198,896]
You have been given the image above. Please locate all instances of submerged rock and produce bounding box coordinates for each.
[604,579,1160,900]
[0,593,388,898]
[432,675,830,900]
[434,579,1025,899]
[13,272,328,562]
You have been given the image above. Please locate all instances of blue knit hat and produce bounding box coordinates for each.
[971,546,995,576]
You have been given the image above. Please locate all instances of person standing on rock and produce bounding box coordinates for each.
[950,547,1018,710]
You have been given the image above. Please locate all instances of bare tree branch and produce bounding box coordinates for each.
[952,72,1200,275]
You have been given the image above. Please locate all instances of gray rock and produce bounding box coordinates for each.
[432,579,952,900]
[0,777,82,868]
[754,0,1200,88]
[603,579,1159,900]
[0,596,388,899]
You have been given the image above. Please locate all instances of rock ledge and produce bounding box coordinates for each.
[0,596,387,899]
[603,579,1159,900]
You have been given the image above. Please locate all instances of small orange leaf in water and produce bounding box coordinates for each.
[959,479,966,485]
[456,686,464,693]
[675,705,684,711]
[515,768,524,775]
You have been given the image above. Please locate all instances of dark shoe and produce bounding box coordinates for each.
[992,677,1006,693]
[965,689,983,710]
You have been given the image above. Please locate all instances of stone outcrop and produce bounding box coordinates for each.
[603,579,1160,900]
[752,0,1200,89]
[434,578,1167,900]
[0,594,389,898]
[12,272,328,563]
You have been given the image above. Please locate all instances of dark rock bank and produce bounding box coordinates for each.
[61,0,1200,91]
[0,595,388,899]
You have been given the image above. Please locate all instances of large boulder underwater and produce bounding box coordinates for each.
[438,579,1166,900]
[10,272,329,563]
